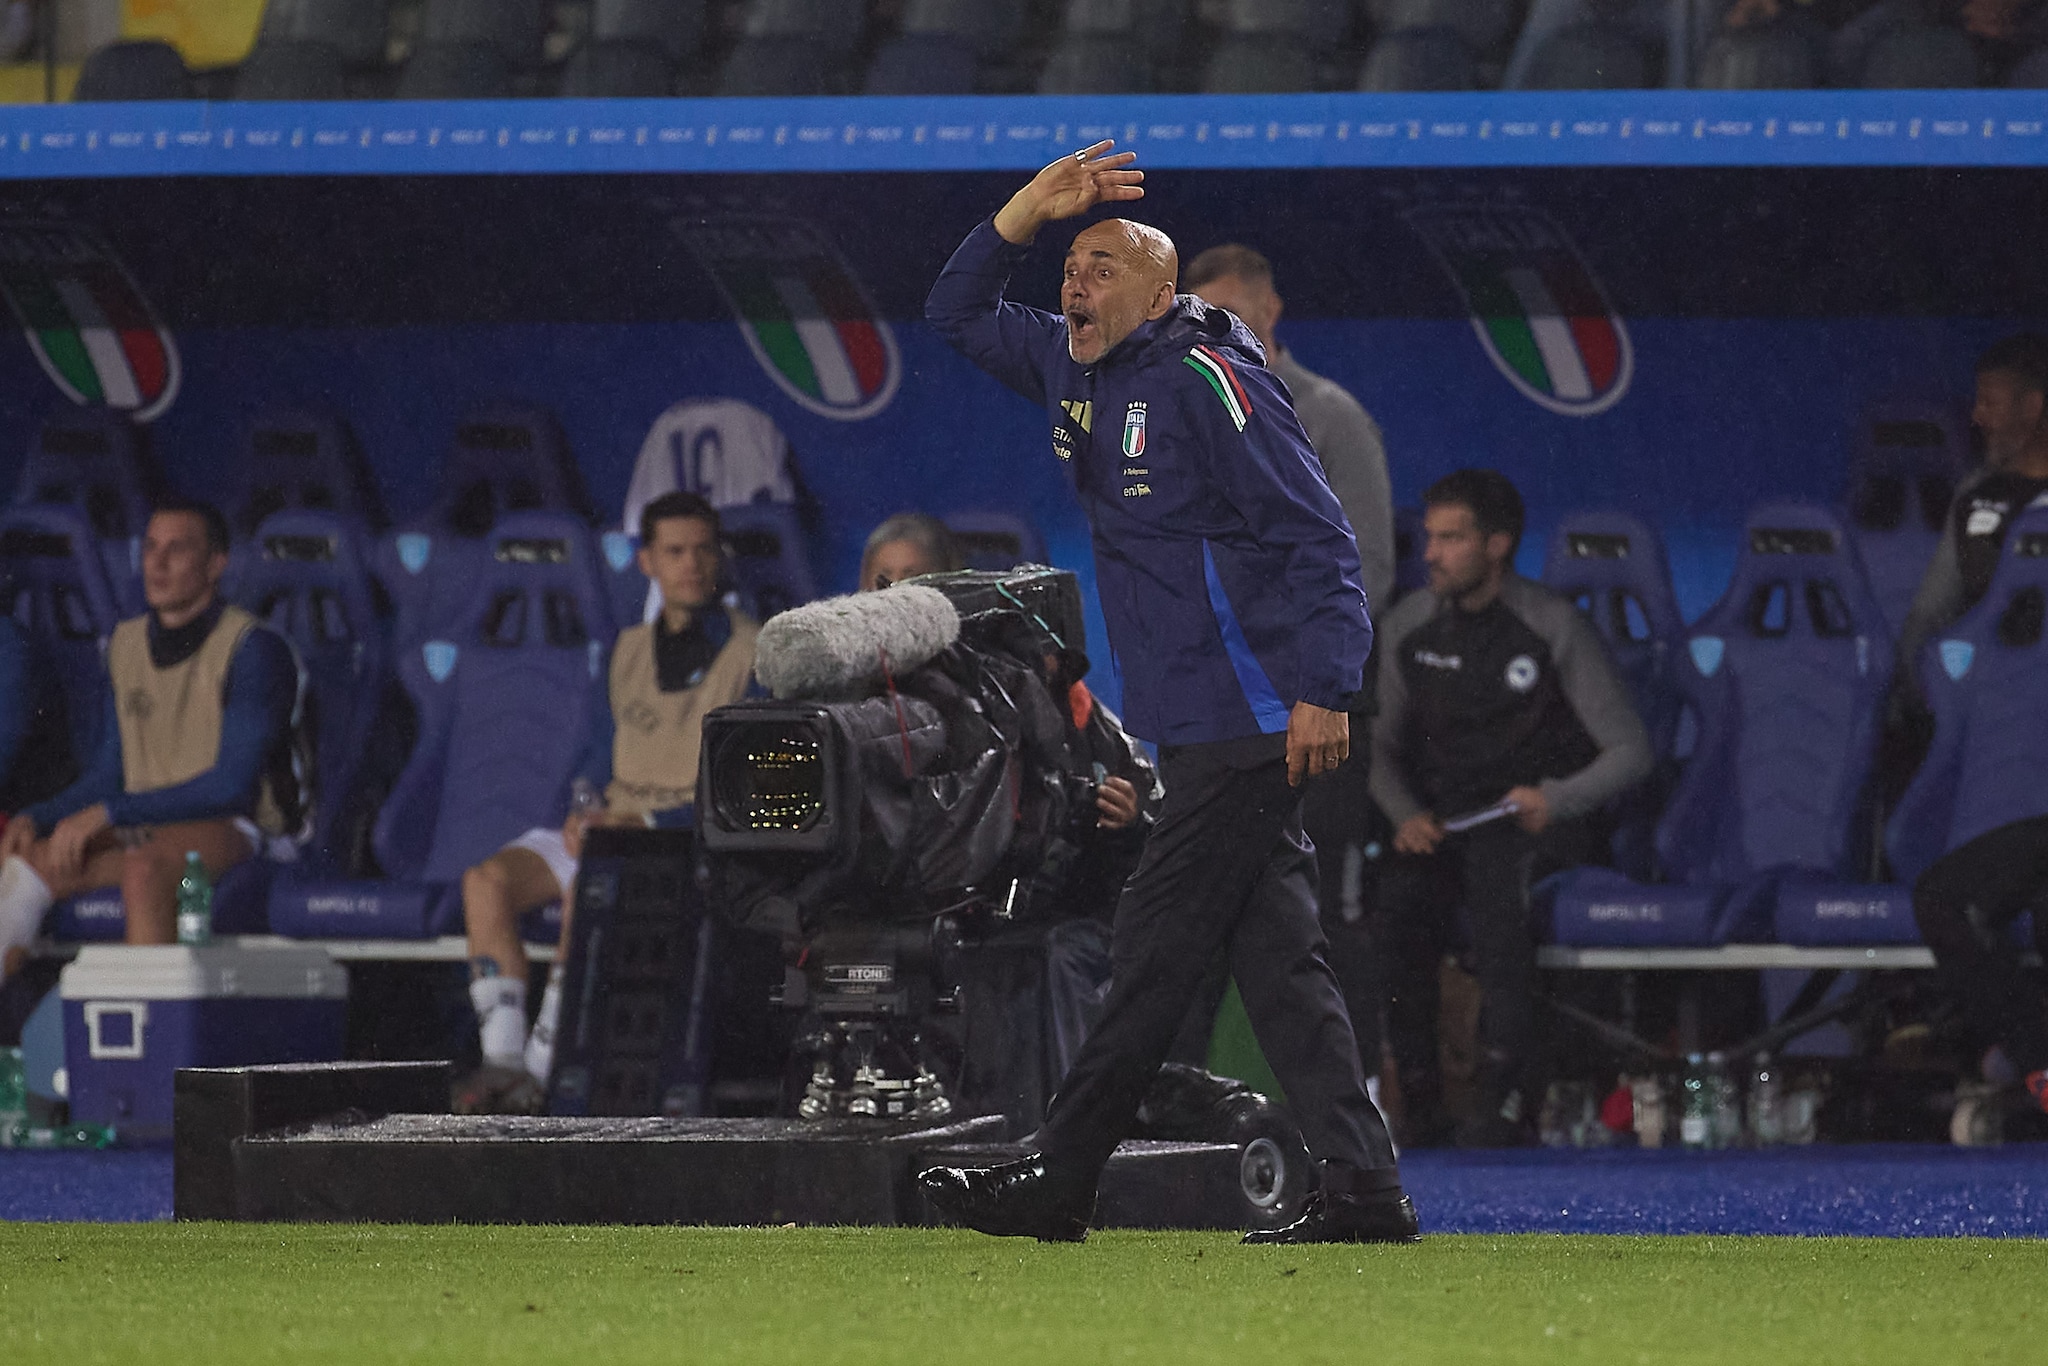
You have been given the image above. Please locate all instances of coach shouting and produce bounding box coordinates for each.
[916,143,1415,1245]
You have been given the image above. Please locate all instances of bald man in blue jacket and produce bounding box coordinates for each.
[916,143,1415,1246]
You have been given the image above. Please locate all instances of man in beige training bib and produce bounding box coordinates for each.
[0,498,303,970]
[454,491,760,1114]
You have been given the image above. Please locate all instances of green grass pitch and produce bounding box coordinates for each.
[2,1224,2041,1365]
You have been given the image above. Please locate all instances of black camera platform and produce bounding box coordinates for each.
[174,1062,1268,1230]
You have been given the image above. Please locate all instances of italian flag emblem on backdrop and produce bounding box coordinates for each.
[684,216,901,422]
[1405,203,1633,418]
[0,222,180,421]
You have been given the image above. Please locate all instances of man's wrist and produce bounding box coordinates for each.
[992,199,1045,246]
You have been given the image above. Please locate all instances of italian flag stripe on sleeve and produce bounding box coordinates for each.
[1184,346,1250,432]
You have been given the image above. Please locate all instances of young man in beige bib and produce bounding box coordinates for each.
[0,499,301,970]
[454,491,760,1114]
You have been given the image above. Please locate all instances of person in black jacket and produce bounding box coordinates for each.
[915,143,1414,1246]
[1371,470,1651,1148]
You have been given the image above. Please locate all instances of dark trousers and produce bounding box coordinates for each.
[1913,815,2048,1076]
[1375,818,1603,1112]
[1034,739,1399,1185]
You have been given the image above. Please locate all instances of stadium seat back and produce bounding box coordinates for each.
[865,34,981,94]
[1359,28,1477,90]
[1860,24,1978,88]
[396,41,514,98]
[1541,509,1686,758]
[1658,503,1893,885]
[946,512,1048,574]
[419,0,545,66]
[1844,401,1967,639]
[1694,23,1816,89]
[258,0,391,67]
[740,0,866,54]
[907,0,1027,56]
[228,512,388,868]
[1063,0,1187,65]
[15,411,156,545]
[73,40,195,101]
[1042,36,1155,93]
[1365,0,1517,53]
[435,405,591,532]
[0,505,121,760]
[1521,21,1653,88]
[234,40,352,100]
[719,502,816,621]
[1219,0,1349,42]
[1888,504,2048,883]
[592,0,707,63]
[1201,36,1315,93]
[719,37,836,95]
[236,408,386,534]
[559,38,676,96]
[373,514,615,885]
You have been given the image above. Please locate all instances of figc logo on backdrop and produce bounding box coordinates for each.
[682,216,901,422]
[1405,203,1632,418]
[0,221,180,421]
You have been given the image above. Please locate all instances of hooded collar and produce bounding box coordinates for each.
[1085,293,1269,373]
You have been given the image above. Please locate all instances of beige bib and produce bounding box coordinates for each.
[606,610,760,817]
[106,604,290,833]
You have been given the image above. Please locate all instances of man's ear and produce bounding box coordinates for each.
[1149,279,1176,319]
[1486,531,1516,567]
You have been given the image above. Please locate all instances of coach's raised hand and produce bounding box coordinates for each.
[994,141,1144,245]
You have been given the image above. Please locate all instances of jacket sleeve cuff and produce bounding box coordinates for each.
[1297,683,1357,713]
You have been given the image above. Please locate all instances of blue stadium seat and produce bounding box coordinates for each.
[946,511,1048,573]
[235,40,352,100]
[1693,23,1817,89]
[272,512,615,938]
[1658,503,1894,893]
[72,40,195,101]
[373,406,591,646]
[559,38,675,96]
[234,408,386,535]
[258,0,392,67]
[0,504,121,763]
[418,0,546,67]
[396,41,514,98]
[13,411,156,611]
[720,501,817,622]
[1358,29,1478,91]
[591,0,707,64]
[1844,402,1967,641]
[1540,509,1686,759]
[1887,504,2048,886]
[227,511,390,874]
[1860,24,1978,88]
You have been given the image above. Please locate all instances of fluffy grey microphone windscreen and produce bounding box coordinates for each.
[753,583,961,700]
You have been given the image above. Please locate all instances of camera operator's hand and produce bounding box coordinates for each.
[1285,701,1348,787]
[1095,776,1140,831]
[994,141,1145,246]
[1393,812,1444,857]
[1504,784,1552,835]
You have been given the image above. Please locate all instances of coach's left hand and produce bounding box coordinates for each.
[1286,703,1348,787]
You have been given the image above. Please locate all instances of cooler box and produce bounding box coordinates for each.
[61,944,348,1142]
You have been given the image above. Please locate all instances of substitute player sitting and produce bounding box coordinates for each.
[0,499,301,969]
[455,492,760,1114]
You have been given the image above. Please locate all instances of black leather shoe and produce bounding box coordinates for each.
[1242,1189,1421,1245]
[916,1154,1094,1243]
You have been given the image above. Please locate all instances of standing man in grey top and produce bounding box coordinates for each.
[1371,469,1650,1147]
[1186,244,1398,1084]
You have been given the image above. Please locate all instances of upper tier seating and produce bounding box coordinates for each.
[72,40,194,101]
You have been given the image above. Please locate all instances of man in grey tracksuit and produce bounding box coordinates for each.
[1371,469,1650,1147]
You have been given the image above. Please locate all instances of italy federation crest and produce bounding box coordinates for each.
[1405,203,1632,418]
[682,216,901,422]
[1122,403,1147,458]
[0,221,180,421]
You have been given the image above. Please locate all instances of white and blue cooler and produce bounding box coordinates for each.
[61,944,348,1141]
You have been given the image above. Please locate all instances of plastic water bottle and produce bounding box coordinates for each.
[1748,1053,1784,1147]
[1707,1051,1741,1149]
[175,852,213,946]
[1680,1053,1711,1150]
